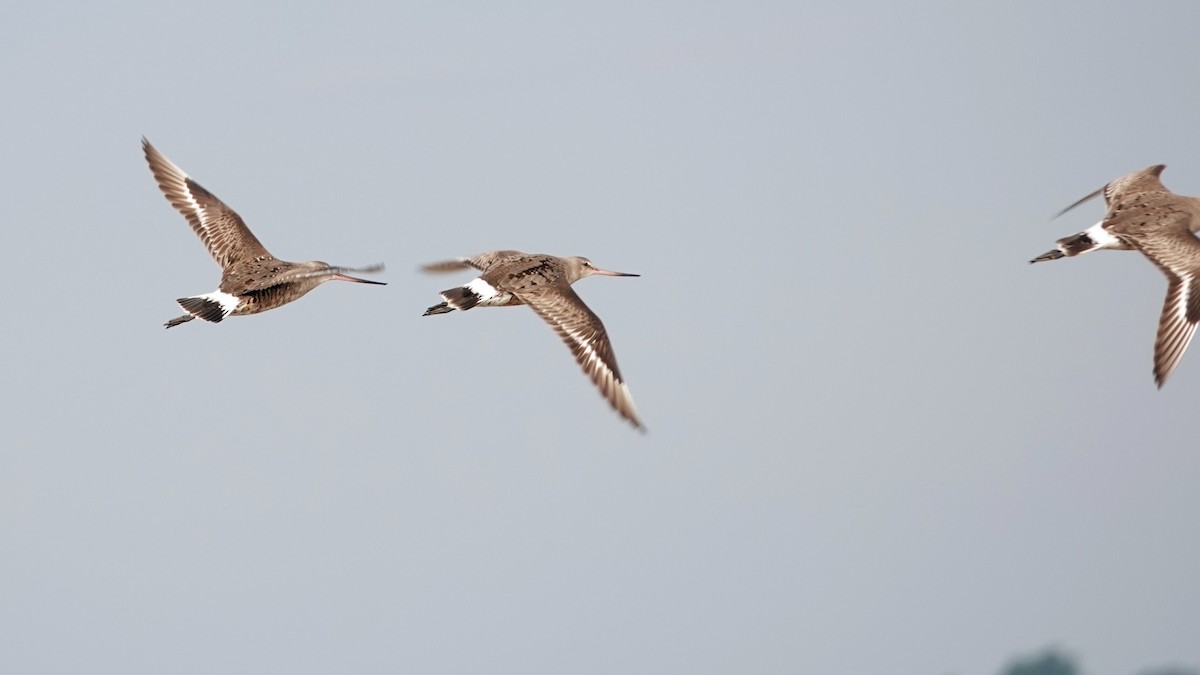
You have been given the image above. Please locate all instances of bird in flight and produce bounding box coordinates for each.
[1032,164,1200,387]
[422,250,645,430]
[142,138,385,328]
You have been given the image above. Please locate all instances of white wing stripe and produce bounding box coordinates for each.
[157,152,208,229]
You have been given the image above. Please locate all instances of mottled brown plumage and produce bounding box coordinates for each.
[1053,164,1172,220]
[1032,164,1200,386]
[143,138,385,328]
[422,251,645,430]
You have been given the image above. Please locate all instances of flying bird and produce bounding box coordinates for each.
[1031,164,1200,387]
[422,251,645,430]
[142,138,385,328]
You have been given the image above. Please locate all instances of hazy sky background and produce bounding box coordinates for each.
[2,2,1199,673]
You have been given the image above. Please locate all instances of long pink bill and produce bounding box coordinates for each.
[591,267,640,277]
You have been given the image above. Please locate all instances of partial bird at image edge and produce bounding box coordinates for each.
[1031,164,1200,388]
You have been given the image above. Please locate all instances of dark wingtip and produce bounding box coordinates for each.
[421,259,474,274]
[1053,186,1105,220]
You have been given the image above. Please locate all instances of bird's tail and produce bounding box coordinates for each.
[423,284,489,316]
[163,291,238,328]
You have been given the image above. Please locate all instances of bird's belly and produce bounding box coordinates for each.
[233,284,317,315]
[477,292,522,307]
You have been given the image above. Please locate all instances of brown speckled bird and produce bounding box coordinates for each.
[143,138,385,328]
[1032,165,1200,386]
[423,250,645,430]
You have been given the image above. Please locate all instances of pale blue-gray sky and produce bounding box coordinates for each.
[2,2,1199,673]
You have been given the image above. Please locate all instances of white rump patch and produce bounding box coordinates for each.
[197,290,241,315]
[466,278,499,300]
[1083,221,1123,250]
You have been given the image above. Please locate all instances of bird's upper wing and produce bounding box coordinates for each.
[1112,207,1200,387]
[518,282,644,430]
[143,138,272,268]
[421,250,527,274]
[1056,164,1168,219]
